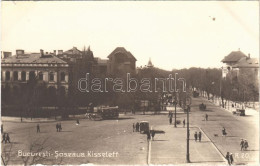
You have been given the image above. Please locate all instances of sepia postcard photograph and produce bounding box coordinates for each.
[1,1,259,165]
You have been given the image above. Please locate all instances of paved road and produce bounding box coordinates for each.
[1,97,259,165]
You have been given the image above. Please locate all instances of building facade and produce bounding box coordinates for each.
[1,49,69,93]
[107,47,136,75]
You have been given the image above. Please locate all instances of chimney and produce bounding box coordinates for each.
[16,49,24,57]
[248,53,250,59]
[54,50,56,55]
[58,50,63,55]
[40,49,44,57]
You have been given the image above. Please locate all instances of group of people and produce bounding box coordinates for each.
[240,138,249,151]
[133,122,140,132]
[1,133,11,143]
[146,130,156,141]
[194,131,202,142]
[56,123,62,132]
[225,152,234,165]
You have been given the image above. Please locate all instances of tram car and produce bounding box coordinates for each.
[85,106,119,120]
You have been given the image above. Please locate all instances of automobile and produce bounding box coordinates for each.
[139,121,149,133]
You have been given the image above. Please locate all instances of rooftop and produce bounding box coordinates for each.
[221,50,247,63]
[107,47,137,61]
[233,57,259,68]
[1,53,67,64]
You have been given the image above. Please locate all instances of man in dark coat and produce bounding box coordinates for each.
[136,122,139,132]
[37,124,40,133]
[198,131,202,142]
[56,123,59,132]
[133,123,135,132]
[244,140,249,150]
[194,132,198,141]
[151,130,155,141]
[59,123,62,131]
[183,119,185,127]
[146,131,151,141]
[226,152,231,165]
[240,139,244,151]
[6,133,10,143]
[230,153,234,164]
[2,133,6,143]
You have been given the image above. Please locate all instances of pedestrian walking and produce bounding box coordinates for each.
[151,130,155,141]
[5,133,10,143]
[244,140,249,150]
[133,123,135,132]
[226,152,231,165]
[136,122,139,132]
[230,153,234,164]
[198,131,202,142]
[240,139,244,151]
[37,124,40,133]
[183,119,185,127]
[169,117,172,125]
[222,127,227,136]
[205,114,208,121]
[2,133,6,143]
[56,123,59,132]
[146,131,151,141]
[59,123,62,132]
[194,132,198,141]
[1,124,3,134]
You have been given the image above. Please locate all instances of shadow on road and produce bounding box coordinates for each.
[191,161,225,163]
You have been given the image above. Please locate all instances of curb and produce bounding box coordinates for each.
[196,126,226,162]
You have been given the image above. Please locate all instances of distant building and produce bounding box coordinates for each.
[107,47,136,75]
[147,58,154,68]
[221,49,259,78]
[1,49,69,93]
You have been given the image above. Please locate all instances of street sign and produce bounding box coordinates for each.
[186,97,192,106]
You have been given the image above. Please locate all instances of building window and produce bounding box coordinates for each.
[29,71,36,81]
[39,72,43,81]
[5,71,10,81]
[49,72,54,81]
[21,71,26,81]
[60,72,65,81]
[13,71,18,81]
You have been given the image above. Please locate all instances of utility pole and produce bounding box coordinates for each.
[174,92,177,127]
[186,104,190,163]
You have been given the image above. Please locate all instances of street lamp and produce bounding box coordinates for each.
[174,92,177,127]
[186,96,191,163]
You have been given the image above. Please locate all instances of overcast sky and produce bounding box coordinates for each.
[1,1,259,70]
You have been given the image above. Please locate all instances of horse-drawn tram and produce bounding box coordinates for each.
[85,106,119,120]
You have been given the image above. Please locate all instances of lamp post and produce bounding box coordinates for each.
[186,96,191,163]
[174,92,177,127]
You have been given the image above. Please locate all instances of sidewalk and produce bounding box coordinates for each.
[204,97,259,116]
[150,125,225,165]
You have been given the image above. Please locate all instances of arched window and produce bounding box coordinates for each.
[60,72,65,81]
[29,71,36,81]
[13,71,18,81]
[21,71,26,81]
[49,72,54,81]
[38,72,43,81]
[5,71,10,81]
